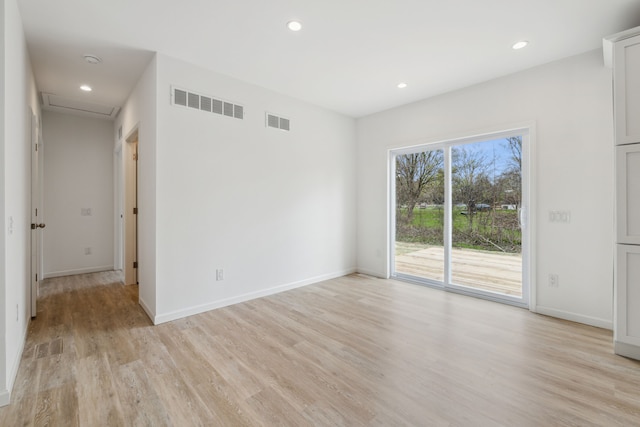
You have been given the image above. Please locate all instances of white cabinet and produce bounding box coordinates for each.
[608,27,640,360]
[613,35,640,145]
[615,245,640,359]
[616,144,640,244]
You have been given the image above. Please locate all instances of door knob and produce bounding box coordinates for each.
[37,223,46,228]
[31,223,46,229]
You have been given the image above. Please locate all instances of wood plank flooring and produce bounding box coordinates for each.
[1,271,639,426]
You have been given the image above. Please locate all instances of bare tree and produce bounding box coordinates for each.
[496,170,521,207]
[396,151,443,222]
[452,146,491,229]
[501,136,522,208]
[505,136,522,171]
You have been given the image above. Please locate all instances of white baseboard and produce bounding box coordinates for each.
[0,389,9,407]
[614,341,640,360]
[138,296,155,324]
[356,268,387,279]
[1,317,29,407]
[43,265,114,279]
[536,305,613,330]
[153,268,357,325]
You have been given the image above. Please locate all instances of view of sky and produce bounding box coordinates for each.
[453,137,520,177]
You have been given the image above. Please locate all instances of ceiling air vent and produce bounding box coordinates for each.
[171,86,244,120]
[266,112,291,132]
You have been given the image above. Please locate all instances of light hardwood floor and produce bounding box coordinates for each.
[1,272,639,426]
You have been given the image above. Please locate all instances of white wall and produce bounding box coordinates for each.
[115,55,157,319]
[151,54,357,323]
[356,49,614,329]
[0,0,7,405]
[1,0,40,406]
[41,111,115,277]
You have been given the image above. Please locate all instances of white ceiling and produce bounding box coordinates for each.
[17,0,640,118]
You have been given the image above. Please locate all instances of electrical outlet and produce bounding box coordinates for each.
[84,247,92,255]
[549,274,559,288]
[216,269,224,281]
[549,210,571,223]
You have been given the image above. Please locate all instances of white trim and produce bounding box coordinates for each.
[536,305,613,330]
[114,141,124,272]
[43,265,114,279]
[388,153,397,280]
[138,296,156,323]
[527,124,538,313]
[356,267,387,279]
[152,268,357,325]
[444,146,452,285]
[389,121,536,155]
[0,390,9,407]
[614,341,640,359]
[603,26,640,68]
[1,318,29,407]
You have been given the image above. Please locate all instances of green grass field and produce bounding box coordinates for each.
[396,206,521,253]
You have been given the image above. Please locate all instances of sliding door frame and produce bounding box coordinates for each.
[389,124,536,310]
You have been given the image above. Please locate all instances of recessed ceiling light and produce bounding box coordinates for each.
[287,20,302,31]
[512,41,529,50]
[397,82,408,89]
[80,85,92,92]
[83,54,102,64]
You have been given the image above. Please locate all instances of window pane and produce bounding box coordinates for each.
[394,150,445,283]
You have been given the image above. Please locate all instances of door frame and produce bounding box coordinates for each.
[389,123,536,310]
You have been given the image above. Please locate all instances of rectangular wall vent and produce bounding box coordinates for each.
[188,92,200,109]
[174,89,187,106]
[171,86,244,120]
[266,112,291,132]
[213,99,223,114]
[200,96,212,112]
[223,102,234,117]
[234,105,244,119]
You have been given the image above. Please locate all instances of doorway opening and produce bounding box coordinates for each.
[391,128,532,307]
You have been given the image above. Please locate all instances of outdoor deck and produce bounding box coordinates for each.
[395,242,522,297]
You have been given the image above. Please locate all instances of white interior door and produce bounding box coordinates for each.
[30,111,44,317]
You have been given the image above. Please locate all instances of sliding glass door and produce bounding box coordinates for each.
[392,130,529,307]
